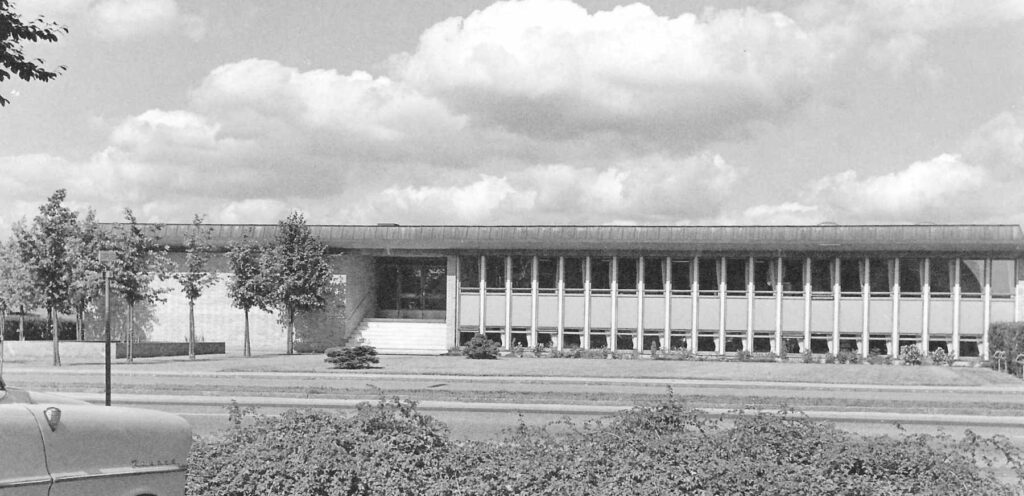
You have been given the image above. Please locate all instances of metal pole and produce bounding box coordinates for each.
[104,268,111,406]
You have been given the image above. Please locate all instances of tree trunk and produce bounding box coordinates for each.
[1,309,6,376]
[50,307,61,367]
[76,308,83,341]
[18,305,25,341]
[188,299,196,360]
[127,302,134,364]
[243,308,251,358]
[287,307,294,355]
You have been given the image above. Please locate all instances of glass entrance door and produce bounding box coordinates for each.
[376,257,447,319]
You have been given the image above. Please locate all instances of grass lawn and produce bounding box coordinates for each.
[213,353,1020,387]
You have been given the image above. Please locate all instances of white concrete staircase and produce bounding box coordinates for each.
[346,318,449,355]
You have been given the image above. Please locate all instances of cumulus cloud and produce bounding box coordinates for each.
[395,0,828,146]
[348,153,740,225]
[758,105,1024,224]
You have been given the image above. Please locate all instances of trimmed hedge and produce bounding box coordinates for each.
[187,396,1024,495]
[324,345,379,369]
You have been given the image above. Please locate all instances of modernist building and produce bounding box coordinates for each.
[149,224,1024,359]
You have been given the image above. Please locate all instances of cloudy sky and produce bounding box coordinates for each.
[2,0,1023,232]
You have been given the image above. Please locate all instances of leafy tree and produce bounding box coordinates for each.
[226,235,272,358]
[110,208,169,363]
[0,231,40,341]
[15,189,77,366]
[172,215,218,360]
[265,212,333,355]
[67,209,105,340]
[0,0,67,106]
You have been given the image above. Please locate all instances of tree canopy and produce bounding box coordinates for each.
[0,0,67,106]
[266,212,333,355]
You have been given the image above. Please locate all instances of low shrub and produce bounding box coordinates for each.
[930,347,954,366]
[652,347,694,361]
[735,350,751,362]
[324,345,379,369]
[188,394,1024,495]
[836,350,860,364]
[463,333,500,359]
[899,344,923,365]
[866,352,892,365]
[823,352,836,364]
[801,349,816,364]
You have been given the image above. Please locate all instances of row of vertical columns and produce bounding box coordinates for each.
[465,255,1003,359]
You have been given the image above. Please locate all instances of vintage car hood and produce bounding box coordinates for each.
[0,387,91,405]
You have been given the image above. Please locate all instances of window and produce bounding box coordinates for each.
[591,258,612,293]
[752,259,772,295]
[563,258,585,293]
[899,258,923,296]
[485,256,506,291]
[697,258,719,294]
[809,259,832,295]
[868,258,893,296]
[510,256,532,292]
[928,258,954,297]
[617,257,638,292]
[643,257,665,293]
[537,257,558,293]
[839,259,861,296]
[459,255,480,290]
[725,258,747,295]
[671,258,692,294]
[960,259,984,297]
[992,260,1017,298]
[780,258,804,295]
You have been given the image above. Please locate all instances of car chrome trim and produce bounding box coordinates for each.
[51,464,187,483]
[0,476,53,489]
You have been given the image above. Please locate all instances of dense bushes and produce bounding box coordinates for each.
[990,322,1024,375]
[324,345,379,369]
[462,333,499,359]
[187,395,1024,495]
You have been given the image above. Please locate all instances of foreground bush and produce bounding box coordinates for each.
[462,333,499,359]
[324,345,379,369]
[188,396,1024,495]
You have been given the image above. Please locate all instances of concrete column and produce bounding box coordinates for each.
[803,258,811,353]
[610,256,619,351]
[531,255,540,349]
[922,258,930,353]
[504,256,512,349]
[557,257,565,350]
[478,255,486,334]
[446,256,459,348]
[719,257,727,355]
[637,256,645,352]
[746,256,754,352]
[832,258,841,354]
[953,258,961,357]
[892,258,901,358]
[983,259,992,360]
[583,256,592,349]
[774,257,783,355]
[691,256,699,352]
[664,256,672,349]
[861,258,870,358]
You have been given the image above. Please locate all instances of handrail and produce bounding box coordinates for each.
[344,290,374,331]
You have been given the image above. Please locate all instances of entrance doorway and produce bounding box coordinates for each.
[375,257,447,319]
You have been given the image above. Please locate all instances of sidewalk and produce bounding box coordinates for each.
[58,391,1024,428]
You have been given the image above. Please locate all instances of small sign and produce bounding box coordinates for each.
[98,250,116,263]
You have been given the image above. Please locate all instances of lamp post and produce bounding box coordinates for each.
[99,250,115,406]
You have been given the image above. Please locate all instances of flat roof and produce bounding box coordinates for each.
[115,223,1024,255]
